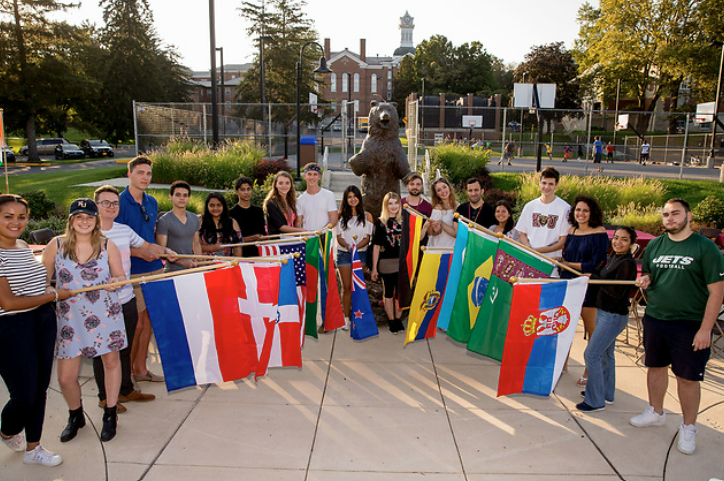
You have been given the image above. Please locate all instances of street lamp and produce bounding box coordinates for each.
[216,47,225,139]
[296,41,331,179]
[519,72,527,147]
[706,42,724,170]
[208,0,219,148]
[259,35,272,123]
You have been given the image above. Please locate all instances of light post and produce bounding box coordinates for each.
[706,42,724,170]
[259,35,272,123]
[216,47,224,139]
[519,72,526,149]
[208,0,219,148]
[296,41,331,179]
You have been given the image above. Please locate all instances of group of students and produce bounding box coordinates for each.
[0,157,721,467]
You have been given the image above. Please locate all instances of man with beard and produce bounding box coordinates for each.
[455,178,495,228]
[401,173,431,217]
[631,198,724,455]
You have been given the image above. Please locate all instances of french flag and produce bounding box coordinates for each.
[498,277,588,397]
[142,264,281,391]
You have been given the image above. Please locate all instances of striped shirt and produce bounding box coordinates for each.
[0,247,48,316]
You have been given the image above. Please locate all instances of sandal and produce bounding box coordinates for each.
[576,376,587,387]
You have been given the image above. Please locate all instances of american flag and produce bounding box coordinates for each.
[259,242,307,287]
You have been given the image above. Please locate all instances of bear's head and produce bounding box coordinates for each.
[368,101,400,137]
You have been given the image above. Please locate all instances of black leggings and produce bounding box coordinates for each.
[0,304,56,443]
[93,298,138,400]
[380,271,399,299]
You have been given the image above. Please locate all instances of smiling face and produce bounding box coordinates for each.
[495,205,510,224]
[574,201,591,226]
[128,164,152,191]
[275,175,292,196]
[207,197,224,219]
[96,191,120,223]
[406,177,423,196]
[611,229,633,254]
[434,181,451,201]
[539,176,558,199]
[466,182,482,204]
[71,213,97,235]
[387,197,400,216]
[303,170,320,187]
[346,191,360,209]
[0,202,28,241]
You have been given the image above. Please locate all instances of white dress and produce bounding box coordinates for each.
[426,208,456,248]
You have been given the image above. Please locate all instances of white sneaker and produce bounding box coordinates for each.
[677,423,698,455]
[630,406,666,427]
[1,432,25,452]
[341,317,350,331]
[23,445,63,466]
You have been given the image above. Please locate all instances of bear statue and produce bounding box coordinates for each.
[349,101,412,218]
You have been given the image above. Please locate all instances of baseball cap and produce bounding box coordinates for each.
[69,198,98,216]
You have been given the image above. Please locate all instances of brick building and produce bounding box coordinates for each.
[188,64,252,105]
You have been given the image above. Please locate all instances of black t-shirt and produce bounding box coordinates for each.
[455,201,495,228]
[372,218,402,260]
[229,203,266,257]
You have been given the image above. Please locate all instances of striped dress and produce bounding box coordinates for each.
[0,247,47,316]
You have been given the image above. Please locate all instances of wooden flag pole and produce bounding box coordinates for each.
[69,261,239,294]
[510,277,638,285]
[455,213,584,278]
[403,205,431,221]
[421,246,454,252]
[158,253,293,263]
[255,224,332,241]
[222,236,308,248]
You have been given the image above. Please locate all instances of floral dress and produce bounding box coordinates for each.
[54,239,126,359]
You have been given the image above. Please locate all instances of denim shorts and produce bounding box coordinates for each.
[337,249,366,267]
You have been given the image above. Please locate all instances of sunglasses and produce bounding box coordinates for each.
[140,204,149,222]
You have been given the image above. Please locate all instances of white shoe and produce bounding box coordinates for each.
[677,423,697,455]
[341,317,350,331]
[1,432,25,452]
[629,406,666,427]
[23,446,63,466]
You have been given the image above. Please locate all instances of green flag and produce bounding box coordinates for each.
[446,231,499,343]
[304,235,321,338]
[467,240,554,360]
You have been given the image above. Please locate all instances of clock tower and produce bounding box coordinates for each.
[394,11,416,56]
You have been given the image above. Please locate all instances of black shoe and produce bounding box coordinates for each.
[576,401,605,413]
[60,407,85,442]
[100,405,118,442]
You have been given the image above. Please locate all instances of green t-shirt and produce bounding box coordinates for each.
[642,232,724,321]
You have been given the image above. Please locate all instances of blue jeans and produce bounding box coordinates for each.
[583,309,628,408]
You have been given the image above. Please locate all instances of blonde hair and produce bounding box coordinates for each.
[263,171,297,215]
[380,192,402,223]
[430,177,458,210]
[61,213,103,263]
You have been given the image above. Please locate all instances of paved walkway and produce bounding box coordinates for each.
[1,319,722,481]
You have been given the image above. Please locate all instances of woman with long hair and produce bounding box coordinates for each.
[557,194,610,386]
[42,199,127,444]
[422,177,458,248]
[371,192,404,333]
[199,193,242,257]
[263,171,306,236]
[0,195,71,466]
[488,200,520,242]
[335,185,373,329]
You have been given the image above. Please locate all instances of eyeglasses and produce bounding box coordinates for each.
[98,200,120,208]
[139,205,149,222]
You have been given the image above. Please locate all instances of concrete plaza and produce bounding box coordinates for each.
[1,319,723,481]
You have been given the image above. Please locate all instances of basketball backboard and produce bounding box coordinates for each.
[513,83,556,109]
[694,101,715,124]
[462,115,483,128]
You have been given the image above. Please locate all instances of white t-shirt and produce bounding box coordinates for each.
[515,196,571,258]
[334,217,373,252]
[297,188,337,231]
[426,208,456,248]
[103,222,145,304]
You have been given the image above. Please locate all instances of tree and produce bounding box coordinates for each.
[391,55,416,115]
[0,0,87,161]
[237,0,322,126]
[574,0,708,134]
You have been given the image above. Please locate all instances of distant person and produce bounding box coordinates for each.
[577,144,584,162]
[455,177,495,228]
[199,193,242,257]
[500,140,515,166]
[401,173,432,217]
[563,145,572,162]
[545,143,553,161]
[422,178,458,248]
[155,181,201,272]
[640,140,650,165]
[297,163,338,231]
[593,136,603,173]
[606,142,615,163]
[229,176,266,257]
[263,172,306,236]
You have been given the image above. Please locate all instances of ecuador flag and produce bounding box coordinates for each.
[404,249,453,346]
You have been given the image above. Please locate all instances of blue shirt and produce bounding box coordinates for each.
[116,188,163,274]
[594,140,603,154]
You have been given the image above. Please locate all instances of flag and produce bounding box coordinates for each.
[436,221,469,331]
[404,250,453,346]
[319,231,345,331]
[304,235,321,338]
[256,260,303,379]
[498,277,588,397]
[447,231,499,343]
[467,240,555,361]
[142,266,267,391]
[350,242,378,340]
[398,208,423,309]
[259,241,307,339]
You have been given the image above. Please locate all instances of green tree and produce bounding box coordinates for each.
[391,54,416,116]
[237,0,322,126]
[0,0,87,160]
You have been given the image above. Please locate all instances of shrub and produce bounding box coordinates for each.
[430,144,490,190]
[484,188,518,210]
[20,191,57,219]
[693,195,724,228]
[606,203,664,235]
[252,158,291,185]
[22,216,67,243]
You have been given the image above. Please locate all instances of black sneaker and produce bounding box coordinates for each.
[576,402,605,413]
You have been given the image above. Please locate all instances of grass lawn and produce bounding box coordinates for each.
[658,179,724,205]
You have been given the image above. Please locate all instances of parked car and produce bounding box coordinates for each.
[80,139,115,158]
[19,138,69,156]
[2,143,15,163]
[507,121,521,131]
[54,143,85,160]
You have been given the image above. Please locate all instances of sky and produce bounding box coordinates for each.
[70,0,589,72]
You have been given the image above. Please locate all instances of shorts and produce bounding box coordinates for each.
[131,268,164,312]
[641,153,650,161]
[594,153,602,164]
[380,272,399,299]
[642,314,710,381]
[607,152,613,159]
[337,249,367,267]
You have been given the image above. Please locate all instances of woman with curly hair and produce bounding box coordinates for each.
[422,177,458,248]
[199,193,242,257]
[42,199,126,444]
[263,171,306,236]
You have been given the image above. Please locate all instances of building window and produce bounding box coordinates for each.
[342,73,348,93]
[387,91,392,101]
[387,81,392,91]
[353,73,360,93]
[387,71,392,80]
[331,73,336,92]
[371,74,377,93]
[225,88,230,96]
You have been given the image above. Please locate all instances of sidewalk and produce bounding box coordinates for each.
[1,319,722,481]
